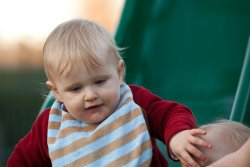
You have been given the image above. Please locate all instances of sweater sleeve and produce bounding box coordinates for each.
[129,84,198,159]
[7,108,51,167]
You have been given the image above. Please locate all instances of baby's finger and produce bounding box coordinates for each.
[180,157,191,167]
[178,150,200,167]
[185,143,209,163]
[189,135,212,148]
[189,129,206,136]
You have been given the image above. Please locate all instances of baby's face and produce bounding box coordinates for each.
[53,50,124,124]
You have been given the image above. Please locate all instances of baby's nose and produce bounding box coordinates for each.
[84,87,97,101]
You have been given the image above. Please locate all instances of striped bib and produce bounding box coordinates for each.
[47,83,152,166]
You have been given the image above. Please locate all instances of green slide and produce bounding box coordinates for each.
[230,37,250,125]
[40,1,250,166]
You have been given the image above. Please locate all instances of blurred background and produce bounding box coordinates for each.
[0,0,124,166]
[1,0,250,167]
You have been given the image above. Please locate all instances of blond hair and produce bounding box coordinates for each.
[43,18,124,81]
[198,120,250,166]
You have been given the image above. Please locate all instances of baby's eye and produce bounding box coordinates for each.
[95,79,106,85]
[70,86,81,92]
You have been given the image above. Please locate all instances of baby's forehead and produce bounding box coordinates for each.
[201,124,225,132]
[200,124,231,141]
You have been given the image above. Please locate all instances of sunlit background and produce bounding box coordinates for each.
[0,0,124,68]
[0,0,124,166]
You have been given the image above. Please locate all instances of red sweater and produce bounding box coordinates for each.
[7,85,197,167]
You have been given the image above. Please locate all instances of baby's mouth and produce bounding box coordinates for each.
[85,104,103,112]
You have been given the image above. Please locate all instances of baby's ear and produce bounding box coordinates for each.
[46,81,62,102]
[117,59,125,81]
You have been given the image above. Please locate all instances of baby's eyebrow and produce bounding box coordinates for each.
[92,74,109,79]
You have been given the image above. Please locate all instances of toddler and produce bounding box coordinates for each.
[8,18,211,167]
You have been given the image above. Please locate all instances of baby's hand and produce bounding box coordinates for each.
[169,129,212,167]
